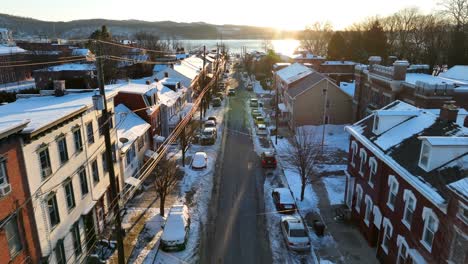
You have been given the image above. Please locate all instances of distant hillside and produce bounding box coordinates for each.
[0,13,299,40]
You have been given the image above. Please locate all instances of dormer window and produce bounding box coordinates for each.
[419,142,431,169]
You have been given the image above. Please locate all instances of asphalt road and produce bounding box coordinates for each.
[200,70,272,264]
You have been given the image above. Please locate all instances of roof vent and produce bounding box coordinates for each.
[119,137,129,144]
[54,80,66,96]
[439,103,458,123]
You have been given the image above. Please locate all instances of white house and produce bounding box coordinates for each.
[114,104,150,193]
[0,89,121,264]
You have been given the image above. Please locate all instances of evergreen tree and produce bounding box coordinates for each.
[363,20,388,59]
[327,32,347,60]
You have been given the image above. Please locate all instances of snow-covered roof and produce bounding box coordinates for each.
[405,73,462,86]
[153,64,169,73]
[35,63,96,72]
[292,53,324,60]
[0,90,118,134]
[115,104,150,152]
[322,61,356,65]
[339,81,355,97]
[0,45,26,55]
[346,100,468,207]
[112,82,158,97]
[448,175,468,198]
[276,63,313,84]
[439,65,468,82]
[0,120,30,138]
[71,48,91,56]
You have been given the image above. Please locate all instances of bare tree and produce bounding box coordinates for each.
[300,21,333,56]
[280,127,321,201]
[179,119,197,166]
[153,155,181,217]
[439,0,468,28]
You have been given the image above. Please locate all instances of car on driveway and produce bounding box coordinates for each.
[256,123,268,136]
[160,205,190,251]
[212,97,222,107]
[272,188,296,213]
[191,152,208,169]
[261,151,277,169]
[250,98,258,108]
[280,215,311,252]
[228,89,236,96]
[200,127,216,145]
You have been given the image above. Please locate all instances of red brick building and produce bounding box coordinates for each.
[344,101,467,264]
[0,121,41,264]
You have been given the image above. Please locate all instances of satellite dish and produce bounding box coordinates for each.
[119,137,129,144]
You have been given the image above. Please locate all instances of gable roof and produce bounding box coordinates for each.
[439,65,468,82]
[276,63,312,84]
[115,104,150,153]
[346,101,468,208]
[286,71,325,98]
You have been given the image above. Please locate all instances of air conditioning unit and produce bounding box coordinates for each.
[0,183,12,196]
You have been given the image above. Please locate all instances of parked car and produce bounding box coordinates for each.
[280,215,311,252]
[254,115,265,125]
[261,151,277,169]
[160,205,190,251]
[247,83,253,91]
[250,98,258,108]
[200,127,217,145]
[191,152,208,169]
[219,83,226,89]
[207,116,217,125]
[256,123,268,136]
[251,109,262,118]
[204,120,216,129]
[216,92,224,100]
[228,89,236,96]
[272,188,296,213]
[212,97,222,107]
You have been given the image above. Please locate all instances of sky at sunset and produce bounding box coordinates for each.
[3,0,441,30]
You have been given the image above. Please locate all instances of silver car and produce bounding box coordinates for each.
[280,215,311,251]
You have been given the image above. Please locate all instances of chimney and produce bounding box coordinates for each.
[464,116,468,127]
[154,78,159,82]
[54,80,66,96]
[440,103,458,123]
[393,60,409,81]
[164,72,169,78]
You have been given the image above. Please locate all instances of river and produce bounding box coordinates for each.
[179,39,301,56]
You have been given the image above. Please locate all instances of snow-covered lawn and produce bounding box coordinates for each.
[253,80,274,95]
[300,125,349,152]
[321,177,346,205]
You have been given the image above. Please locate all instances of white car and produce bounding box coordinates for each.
[204,120,216,129]
[256,123,268,136]
[160,205,190,251]
[191,152,208,169]
[280,215,311,252]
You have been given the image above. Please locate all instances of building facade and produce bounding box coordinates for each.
[345,101,467,264]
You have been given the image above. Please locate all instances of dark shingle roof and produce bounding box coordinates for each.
[286,72,325,98]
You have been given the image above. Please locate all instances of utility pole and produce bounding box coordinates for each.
[96,41,125,264]
[202,45,207,118]
[275,71,279,145]
[321,81,329,154]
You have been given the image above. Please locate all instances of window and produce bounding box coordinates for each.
[387,175,399,211]
[73,128,83,153]
[419,142,430,168]
[355,184,363,213]
[368,157,377,187]
[138,136,144,151]
[402,190,416,229]
[421,207,439,251]
[47,193,60,228]
[4,215,22,258]
[364,196,373,226]
[86,122,94,144]
[102,153,108,173]
[111,143,117,163]
[397,240,408,264]
[98,115,104,135]
[78,168,89,196]
[57,136,69,164]
[91,159,99,183]
[457,202,468,224]
[350,141,358,167]
[126,145,136,167]
[64,179,76,210]
[55,239,66,264]
[0,158,8,186]
[39,147,52,178]
[381,218,393,254]
[71,221,82,256]
[359,149,367,176]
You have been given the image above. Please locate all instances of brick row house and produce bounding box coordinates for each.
[353,56,468,122]
[0,121,41,263]
[344,101,467,264]
[0,87,122,264]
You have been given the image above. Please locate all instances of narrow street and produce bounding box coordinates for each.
[201,70,272,264]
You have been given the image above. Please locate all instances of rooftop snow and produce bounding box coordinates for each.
[115,104,150,152]
[154,67,192,88]
[339,81,355,97]
[420,136,468,146]
[0,45,26,55]
[112,82,158,96]
[439,65,468,82]
[71,48,91,56]
[448,177,468,198]
[322,61,356,65]
[292,53,324,60]
[35,63,96,72]
[276,63,313,84]
[0,90,117,134]
[405,73,461,86]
